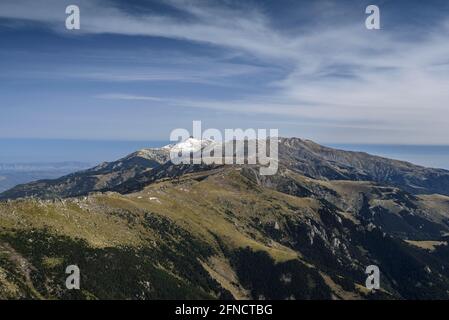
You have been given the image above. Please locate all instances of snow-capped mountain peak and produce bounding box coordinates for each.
[165,137,216,153]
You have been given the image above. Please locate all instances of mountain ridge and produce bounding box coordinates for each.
[2,137,449,200]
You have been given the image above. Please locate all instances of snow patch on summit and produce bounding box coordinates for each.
[165,138,217,153]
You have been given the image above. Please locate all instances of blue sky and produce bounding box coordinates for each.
[1,0,449,146]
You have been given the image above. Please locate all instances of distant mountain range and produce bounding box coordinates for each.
[0,162,92,193]
[1,138,449,299]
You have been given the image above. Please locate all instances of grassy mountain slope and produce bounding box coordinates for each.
[2,165,449,299]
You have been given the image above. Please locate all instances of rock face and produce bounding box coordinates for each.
[2,137,449,300]
[277,138,449,195]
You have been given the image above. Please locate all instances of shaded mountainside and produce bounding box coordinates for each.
[278,138,449,196]
[1,138,449,299]
[0,149,170,200]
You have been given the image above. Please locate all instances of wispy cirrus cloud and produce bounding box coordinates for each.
[1,0,449,143]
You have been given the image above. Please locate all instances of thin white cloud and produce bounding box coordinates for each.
[1,0,449,143]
